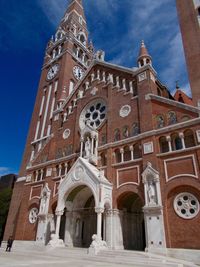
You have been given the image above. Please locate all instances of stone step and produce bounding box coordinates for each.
[98,250,197,267]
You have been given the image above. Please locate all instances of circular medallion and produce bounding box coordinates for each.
[29,207,39,224]
[63,129,70,140]
[174,192,199,219]
[119,105,131,118]
[74,166,85,181]
[79,99,106,129]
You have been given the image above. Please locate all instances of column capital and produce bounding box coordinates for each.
[95,207,104,214]
[55,210,64,216]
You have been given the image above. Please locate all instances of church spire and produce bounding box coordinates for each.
[65,0,86,23]
[137,40,152,68]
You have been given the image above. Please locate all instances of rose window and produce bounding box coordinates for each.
[174,193,199,219]
[79,99,106,129]
[29,207,39,224]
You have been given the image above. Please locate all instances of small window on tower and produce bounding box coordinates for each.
[69,80,75,95]
[79,16,83,25]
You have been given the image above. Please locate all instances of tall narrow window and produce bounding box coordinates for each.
[69,80,75,95]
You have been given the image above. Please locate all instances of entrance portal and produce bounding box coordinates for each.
[60,185,97,248]
[117,192,145,251]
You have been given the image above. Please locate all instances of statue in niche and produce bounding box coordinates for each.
[168,111,177,125]
[157,115,164,128]
[85,136,91,157]
[132,123,140,136]
[147,181,156,205]
[40,192,47,214]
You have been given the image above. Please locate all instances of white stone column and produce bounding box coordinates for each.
[53,49,56,58]
[120,148,124,163]
[40,169,44,181]
[102,71,106,82]
[65,163,68,175]
[55,210,63,237]
[91,73,95,82]
[129,81,133,93]
[97,69,100,80]
[35,170,39,182]
[95,207,104,240]
[58,45,62,54]
[166,136,172,152]
[116,76,120,88]
[91,136,95,156]
[85,81,90,90]
[58,164,62,177]
[111,209,124,249]
[80,137,84,157]
[179,132,185,149]
[129,145,134,161]
[122,79,126,91]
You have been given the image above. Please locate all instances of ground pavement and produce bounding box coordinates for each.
[0,242,199,267]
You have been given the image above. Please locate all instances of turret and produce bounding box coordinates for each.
[137,40,152,68]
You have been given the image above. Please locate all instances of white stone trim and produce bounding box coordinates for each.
[29,184,43,200]
[17,176,26,182]
[53,181,60,197]
[138,71,147,82]
[116,165,140,188]
[40,84,52,138]
[174,192,200,219]
[147,94,200,114]
[164,154,198,182]
[143,142,154,154]
[196,130,200,142]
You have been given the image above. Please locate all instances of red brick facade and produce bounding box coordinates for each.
[4,0,200,250]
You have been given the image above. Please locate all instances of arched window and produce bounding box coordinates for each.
[171,133,182,151]
[156,115,165,128]
[56,165,60,177]
[61,163,65,176]
[100,152,107,166]
[114,149,121,163]
[122,126,129,138]
[114,129,121,141]
[159,136,169,153]
[167,111,177,125]
[131,123,140,136]
[78,32,86,45]
[69,80,75,95]
[133,143,142,159]
[124,146,131,161]
[184,130,195,148]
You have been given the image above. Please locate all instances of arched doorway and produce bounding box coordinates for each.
[60,185,97,248]
[117,192,145,251]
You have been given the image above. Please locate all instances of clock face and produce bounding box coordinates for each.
[73,66,84,80]
[47,64,59,81]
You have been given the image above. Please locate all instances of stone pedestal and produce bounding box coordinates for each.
[48,234,65,248]
[143,205,166,251]
[88,234,108,255]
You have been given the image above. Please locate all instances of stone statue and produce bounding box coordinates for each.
[40,193,47,214]
[85,137,91,157]
[148,181,156,205]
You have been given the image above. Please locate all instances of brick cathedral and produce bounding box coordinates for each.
[4,0,200,253]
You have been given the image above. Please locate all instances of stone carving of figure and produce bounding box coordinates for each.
[85,137,91,157]
[168,111,177,125]
[157,115,164,128]
[40,192,47,214]
[148,181,156,205]
[132,123,140,136]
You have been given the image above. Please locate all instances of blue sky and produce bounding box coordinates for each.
[0,0,190,176]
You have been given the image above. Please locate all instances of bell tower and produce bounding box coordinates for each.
[176,0,200,106]
[19,0,94,175]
